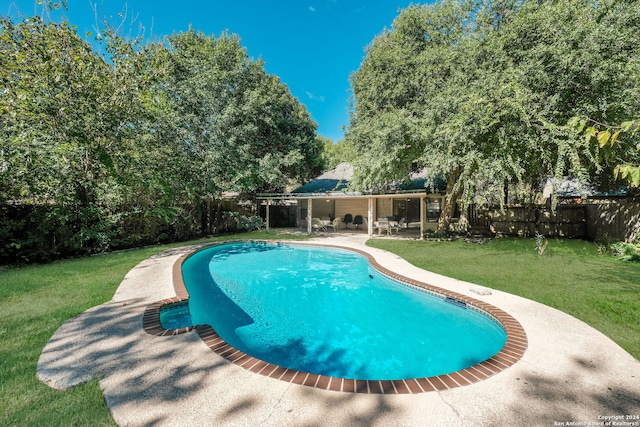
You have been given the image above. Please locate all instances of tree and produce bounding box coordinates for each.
[494,0,640,192]
[0,12,186,251]
[319,136,356,170]
[349,0,521,231]
[162,30,322,201]
[347,0,640,233]
[1,4,325,260]
[1,16,110,205]
[0,11,171,203]
[573,117,640,187]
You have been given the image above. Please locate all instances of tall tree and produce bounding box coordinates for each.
[163,30,322,202]
[347,0,640,233]
[319,136,356,171]
[0,13,166,207]
[1,12,201,251]
[1,5,324,259]
[1,16,112,205]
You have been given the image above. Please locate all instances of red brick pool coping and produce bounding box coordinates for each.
[143,241,528,394]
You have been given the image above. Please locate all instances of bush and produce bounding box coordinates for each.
[0,204,79,264]
[610,242,640,262]
[0,202,202,265]
[535,232,548,255]
[222,212,264,231]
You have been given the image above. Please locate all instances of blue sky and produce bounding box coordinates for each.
[5,0,423,141]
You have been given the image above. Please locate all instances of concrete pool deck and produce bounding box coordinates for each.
[37,234,640,426]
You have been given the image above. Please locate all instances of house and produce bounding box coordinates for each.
[541,177,630,202]
[259,163,447,239]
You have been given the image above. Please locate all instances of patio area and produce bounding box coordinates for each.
[280,226,424,239]
[260,162,446,240]
[36,234,640,426]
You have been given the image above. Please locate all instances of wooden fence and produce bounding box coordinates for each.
[467,198,639,242]
[584,199,640,242]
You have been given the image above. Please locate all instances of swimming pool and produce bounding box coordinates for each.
[180,241,508,381]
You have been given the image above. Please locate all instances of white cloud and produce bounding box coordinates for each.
[305,91,325,102]
[309,6,316,12]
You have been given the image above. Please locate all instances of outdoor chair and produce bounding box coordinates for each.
[390,218,405,234]
[327,217,342,231]
[312,217,326,232]
[376,218,391,235]
[343,213,353,229]
[353,215,363,229]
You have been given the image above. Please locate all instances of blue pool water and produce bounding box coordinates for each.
[181,242,506,380]
[160,303,193,330]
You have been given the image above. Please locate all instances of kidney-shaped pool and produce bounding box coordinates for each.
[179,241,511,381]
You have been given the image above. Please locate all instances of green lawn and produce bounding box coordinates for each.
[0,230,309,427]
[367,237,640,361]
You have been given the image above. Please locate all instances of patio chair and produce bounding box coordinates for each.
[327,217,342,231]
[312,217,326,232]
[343,213,353,229]
[376,218,391,235]
[353,215,363,229]
[390,218,405,234]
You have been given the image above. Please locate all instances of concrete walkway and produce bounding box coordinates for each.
[37,235,640,426]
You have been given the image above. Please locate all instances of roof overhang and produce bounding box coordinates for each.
[258,189,429,201]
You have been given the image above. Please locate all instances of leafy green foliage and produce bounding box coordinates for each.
[222,211,264,231]
[610,241,640,262]
[570,117,640,187]
[162,30,322,198]
[1,8,321,263]
[534,232,548,255]
[319,136,356,171]
[348,0,640,231]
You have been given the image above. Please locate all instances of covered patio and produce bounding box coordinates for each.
[262,192,439,239]
[259,163,445,240]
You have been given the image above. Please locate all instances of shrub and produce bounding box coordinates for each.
[535,233,548,255]
[610,242,640,262]
[0,202,202,265]
[222,212,264,231]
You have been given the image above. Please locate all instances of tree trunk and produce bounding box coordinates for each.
[436,168,463,235]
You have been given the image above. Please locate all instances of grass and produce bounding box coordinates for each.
[367,237,640,361]
[0,230,310,427]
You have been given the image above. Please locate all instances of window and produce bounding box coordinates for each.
[393,198,421,224]
[426,197,442,222]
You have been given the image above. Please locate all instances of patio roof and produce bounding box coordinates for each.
[259,162,445,200]
[259,190,428,200]
[292,162,353,193]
